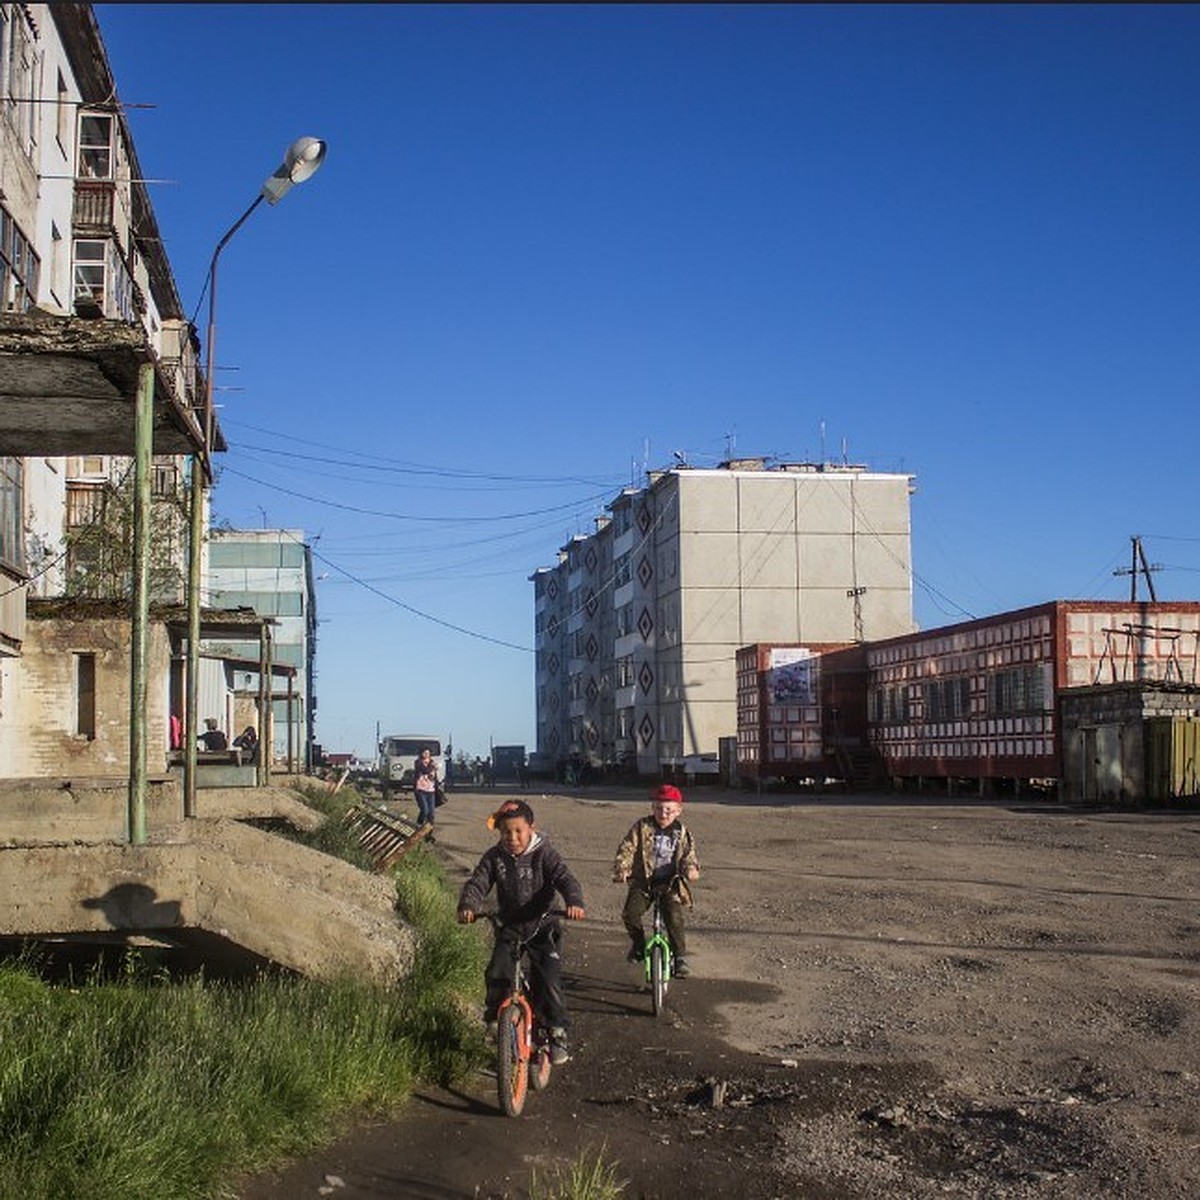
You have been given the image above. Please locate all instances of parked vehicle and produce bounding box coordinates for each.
[378,734,444,800]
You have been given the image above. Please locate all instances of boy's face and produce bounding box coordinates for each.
[497,815,534,855]
[652,801,682,828]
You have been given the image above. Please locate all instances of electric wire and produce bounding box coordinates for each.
[218,466,617,524]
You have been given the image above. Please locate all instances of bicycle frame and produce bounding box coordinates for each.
[489,912,556,1115]
[643,884,677,1015]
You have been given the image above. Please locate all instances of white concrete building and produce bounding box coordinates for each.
[0,4,209,777]
[532,458,917,776]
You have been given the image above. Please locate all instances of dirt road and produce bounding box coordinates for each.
[237,785,1200,1199]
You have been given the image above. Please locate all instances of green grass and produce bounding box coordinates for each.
[0,792,488,1200]
[530,1146,628,1200]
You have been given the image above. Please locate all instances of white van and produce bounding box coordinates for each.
[378,734,444,798]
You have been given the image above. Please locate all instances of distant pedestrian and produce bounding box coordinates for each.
[199,718,227,751]
[233,725,258,766]
[413,747,440,834]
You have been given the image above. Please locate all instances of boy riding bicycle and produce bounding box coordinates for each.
[613,783,701,976]
[458,799,585,1064]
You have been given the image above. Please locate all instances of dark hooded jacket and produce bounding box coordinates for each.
[458,832,584,938]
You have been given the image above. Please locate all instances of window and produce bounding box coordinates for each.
[870,684,910,725]
[615,602,635,637]
[613,551,631,588]
[3,5,36,157]
[76,654,97,740]
[0,457,23,572]
[925,677,970,721]
[72,238,133,320]
[50,222,63,305]
[78,112,114,179]
[1,204,39,312]
[987,667,1046,715]
[55,69,69,150]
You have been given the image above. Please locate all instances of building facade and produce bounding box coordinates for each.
[205,529,317,769]
[866,600,1200,788]
[0,4,207,776]
[532,459,916,776]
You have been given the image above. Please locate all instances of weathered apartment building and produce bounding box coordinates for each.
[0,3,218,776]
[0,5,321,781]
[531,458,917,776]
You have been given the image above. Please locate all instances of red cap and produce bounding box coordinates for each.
[653,784,683,805]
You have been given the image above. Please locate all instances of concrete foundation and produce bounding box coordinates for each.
[0,778,415,986]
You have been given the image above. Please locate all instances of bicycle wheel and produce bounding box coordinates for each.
[496,1005,529,1116]
[650,942,668,1015]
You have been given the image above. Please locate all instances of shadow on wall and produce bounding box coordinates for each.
[81,882,182,929]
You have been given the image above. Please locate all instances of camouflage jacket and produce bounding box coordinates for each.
[613,816,700,906]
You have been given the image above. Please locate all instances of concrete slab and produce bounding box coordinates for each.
[0,781,415,986]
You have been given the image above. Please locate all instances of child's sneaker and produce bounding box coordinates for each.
[550,1027,570,1065]
[673,956,691,978]
[626,943,644,963]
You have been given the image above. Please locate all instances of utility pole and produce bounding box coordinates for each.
[1112,535,1161,602]
[847,586,867,642]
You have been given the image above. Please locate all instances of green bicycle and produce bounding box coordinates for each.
[643,882,677,1016]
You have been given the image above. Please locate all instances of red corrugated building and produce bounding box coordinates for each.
[735,642,877,785]
[866,601,1200,788]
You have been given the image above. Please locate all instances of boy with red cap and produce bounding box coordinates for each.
[612,783,701,976]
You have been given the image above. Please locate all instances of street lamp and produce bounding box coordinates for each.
[184,137,327,817]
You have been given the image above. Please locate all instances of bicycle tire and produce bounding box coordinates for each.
[497,1005,529,1116]
[650,942,667,1015]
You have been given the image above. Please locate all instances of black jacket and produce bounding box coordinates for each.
[458,834,584,938]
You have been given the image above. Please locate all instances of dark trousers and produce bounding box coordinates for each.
[622,886,687,956]
[485,925,568,1030]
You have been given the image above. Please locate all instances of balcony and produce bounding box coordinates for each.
[73,182,116,231]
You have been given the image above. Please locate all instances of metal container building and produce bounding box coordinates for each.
[865,601,1200,790]
[1060,683,1200,805]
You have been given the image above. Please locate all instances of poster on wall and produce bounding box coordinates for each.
[769,647,815,704]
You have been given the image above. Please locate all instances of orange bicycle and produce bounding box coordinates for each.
[487,911,558,1117]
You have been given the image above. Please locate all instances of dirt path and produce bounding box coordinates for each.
[236,785,1200,1200]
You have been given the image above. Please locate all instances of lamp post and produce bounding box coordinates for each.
[184,137,327,817]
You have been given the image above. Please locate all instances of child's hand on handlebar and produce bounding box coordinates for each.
[686,866,700,882]
[565,905,586,921]
[457,908,476,924]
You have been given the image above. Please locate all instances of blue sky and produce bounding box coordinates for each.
[94,4,1200,760]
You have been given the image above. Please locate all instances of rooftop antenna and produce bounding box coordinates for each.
[819,419,826,464]
[841,435,848,465]
[724,430,736,460]
[642,438,650,477]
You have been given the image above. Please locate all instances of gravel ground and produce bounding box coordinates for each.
[236,785,1200,1200]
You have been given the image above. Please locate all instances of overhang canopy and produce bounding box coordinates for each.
[0,312,225,458]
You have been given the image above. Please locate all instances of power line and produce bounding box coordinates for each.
[218,466,617,525]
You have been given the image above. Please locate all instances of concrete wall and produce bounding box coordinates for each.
[0,781,413,986]
[3,613,172,778]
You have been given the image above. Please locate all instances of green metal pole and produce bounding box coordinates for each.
[127,361,155,845]
[258,625,270,787]
[184,453,203,817]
